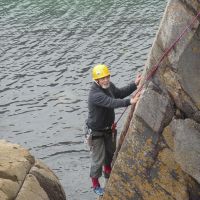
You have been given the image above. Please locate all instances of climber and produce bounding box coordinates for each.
[85,64,141,196]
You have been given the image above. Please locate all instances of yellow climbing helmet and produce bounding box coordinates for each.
[92,64,110,80]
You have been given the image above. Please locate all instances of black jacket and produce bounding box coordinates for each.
[87,81,137,130]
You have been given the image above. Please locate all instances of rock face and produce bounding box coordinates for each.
[102,0,200,199]
[0,140,66,200]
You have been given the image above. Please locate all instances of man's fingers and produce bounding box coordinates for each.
[135,91,141,97]
[135,73,142,86]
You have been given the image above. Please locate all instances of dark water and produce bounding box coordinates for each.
[0,0,167,199]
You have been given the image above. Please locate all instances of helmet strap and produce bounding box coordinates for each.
[94,80,100,86]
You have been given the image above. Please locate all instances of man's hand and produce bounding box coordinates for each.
[135,74,142,86]
[130,91,141,105]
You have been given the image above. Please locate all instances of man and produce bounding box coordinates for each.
[86,64,141,196]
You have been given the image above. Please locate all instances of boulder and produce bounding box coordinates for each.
[0,140,66,200]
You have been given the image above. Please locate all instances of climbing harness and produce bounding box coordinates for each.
[112,10,200,131]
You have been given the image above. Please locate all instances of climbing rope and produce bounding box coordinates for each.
[112,10,200,130]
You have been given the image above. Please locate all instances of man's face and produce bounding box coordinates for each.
[97,75,110,89]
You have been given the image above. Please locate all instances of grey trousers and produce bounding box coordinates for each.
[90,130,117,178]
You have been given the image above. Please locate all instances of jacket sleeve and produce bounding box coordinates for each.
[112,82,137,99]
[91,91,131,108]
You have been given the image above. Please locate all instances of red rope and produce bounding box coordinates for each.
[114,10,200,128]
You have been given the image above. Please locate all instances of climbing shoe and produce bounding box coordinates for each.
[93,186,104,196]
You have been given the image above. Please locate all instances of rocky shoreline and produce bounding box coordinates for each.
[0,140,66,200]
